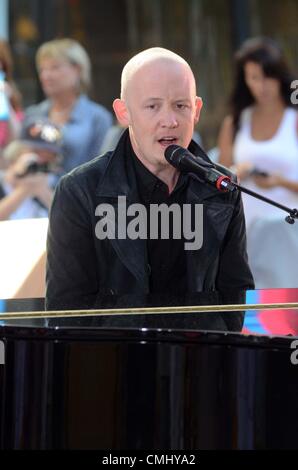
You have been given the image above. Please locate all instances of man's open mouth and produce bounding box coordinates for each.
[158,137,178,146]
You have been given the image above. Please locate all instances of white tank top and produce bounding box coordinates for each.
[233,106,298,229]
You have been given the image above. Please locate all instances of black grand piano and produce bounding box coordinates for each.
[0,288,298,450]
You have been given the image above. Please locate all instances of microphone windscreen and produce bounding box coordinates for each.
[164,144,183,167]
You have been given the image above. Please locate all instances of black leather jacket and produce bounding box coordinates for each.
[46,130,254,329]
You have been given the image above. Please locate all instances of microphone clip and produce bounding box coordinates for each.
[204,169,236,192]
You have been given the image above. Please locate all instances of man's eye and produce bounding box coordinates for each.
[177,104,187,109]
[147,104,157,109]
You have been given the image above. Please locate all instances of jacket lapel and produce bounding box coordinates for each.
[185,176,235,291]
[95,131,149,291]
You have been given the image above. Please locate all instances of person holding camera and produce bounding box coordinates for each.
[0,118,62,220]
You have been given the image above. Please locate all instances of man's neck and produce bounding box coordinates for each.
[155,166,180,194]
[135,153,180,194]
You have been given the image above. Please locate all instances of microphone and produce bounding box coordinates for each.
[164,145,236,192]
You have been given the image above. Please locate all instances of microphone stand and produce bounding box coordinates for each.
[166,143,298,224]
[228,180,298,225]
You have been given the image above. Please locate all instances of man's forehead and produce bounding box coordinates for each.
[121,47,198,100]
[134,57,188,77]
[128,59,195,95]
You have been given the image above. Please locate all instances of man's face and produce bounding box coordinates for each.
[118,60,202,171]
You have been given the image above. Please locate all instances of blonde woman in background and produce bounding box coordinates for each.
[23,38,113,173]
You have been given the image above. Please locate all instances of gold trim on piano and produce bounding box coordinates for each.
[0,302,298,320]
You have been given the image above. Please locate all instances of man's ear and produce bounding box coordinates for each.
[113,98,130,127]
[194,97,203,124]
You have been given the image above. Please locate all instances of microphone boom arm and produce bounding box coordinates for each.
[229,180,298,224]
[164,144,298,224]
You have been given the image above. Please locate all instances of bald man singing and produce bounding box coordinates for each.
[46,47,254,330]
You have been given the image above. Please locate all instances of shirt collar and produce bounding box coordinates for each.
[42,94,87,123]
[128,139,187,200]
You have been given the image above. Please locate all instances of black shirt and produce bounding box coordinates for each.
[129,143,189,294]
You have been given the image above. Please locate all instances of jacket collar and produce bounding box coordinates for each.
[95,129,138,201]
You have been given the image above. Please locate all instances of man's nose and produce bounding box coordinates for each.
[160,109,178,128]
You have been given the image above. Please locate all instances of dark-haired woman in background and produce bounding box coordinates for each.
[218,37,298,288]
[218,37,298,230]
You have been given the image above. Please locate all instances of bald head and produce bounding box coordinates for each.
[121,47,197,102]
[113,47,202,179]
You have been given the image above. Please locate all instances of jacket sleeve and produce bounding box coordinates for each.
[45,174,99,311]
[216,192,255,331]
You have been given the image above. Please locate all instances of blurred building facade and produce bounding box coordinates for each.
[2,0,298,149]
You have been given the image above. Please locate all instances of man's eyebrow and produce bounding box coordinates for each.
[143,97,163,103]
[142,97,192,103]
[174,98,192,103]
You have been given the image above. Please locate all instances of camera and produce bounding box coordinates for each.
[17,161,50,178]
[250,168,270,178]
